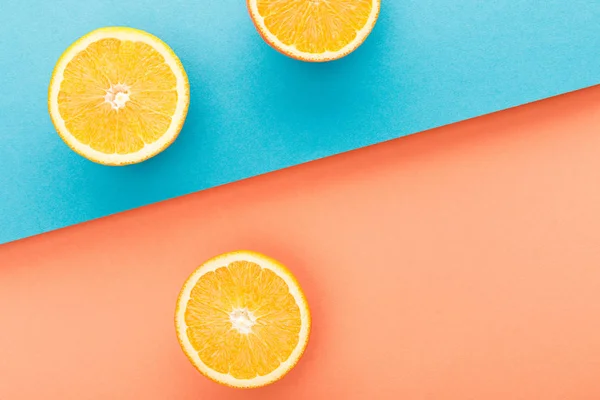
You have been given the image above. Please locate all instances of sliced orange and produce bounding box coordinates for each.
[175,251,311,388]
[48,27,189,166]
[247,0,380,62]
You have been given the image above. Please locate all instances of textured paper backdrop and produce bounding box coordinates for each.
[1,0,599,243]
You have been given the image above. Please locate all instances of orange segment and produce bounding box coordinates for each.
[48,27,189,165]
[248,0,380,62]
[175,251,311,388]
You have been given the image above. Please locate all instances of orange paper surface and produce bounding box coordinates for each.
[1,86,599,399]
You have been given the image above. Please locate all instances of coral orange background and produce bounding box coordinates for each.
[1,86,599,399]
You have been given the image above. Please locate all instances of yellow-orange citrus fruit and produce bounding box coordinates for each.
[247,0,380,62]
[175,251,311,388]
[48,27,189,165]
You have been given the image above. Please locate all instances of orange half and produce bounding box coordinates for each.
[247,0,380,62]
[175,251,311,388]
[48,27,189,166]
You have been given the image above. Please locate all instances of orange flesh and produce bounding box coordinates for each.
[57,39,178,154]
[184,261,302,379]
[257,0,373,53]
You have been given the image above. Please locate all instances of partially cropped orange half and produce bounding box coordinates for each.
[48,27,189,166]
[175,251,311,388]
[247,0,380,62]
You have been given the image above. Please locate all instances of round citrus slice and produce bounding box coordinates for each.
[175,251,311,388]
[247,0,380,62]
[48,27,190,166]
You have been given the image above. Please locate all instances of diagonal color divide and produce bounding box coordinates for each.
[0,0,598,244]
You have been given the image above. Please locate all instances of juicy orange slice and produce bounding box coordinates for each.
[247,0,380,62]
[48,27,189,165]
[175,251,311,388]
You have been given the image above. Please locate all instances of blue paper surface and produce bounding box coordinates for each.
[0,1,598,244]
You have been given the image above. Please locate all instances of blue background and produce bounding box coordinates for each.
[0,0,598,244]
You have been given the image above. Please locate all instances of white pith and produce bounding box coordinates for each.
[104,83,131,110]
[248,0,380,61]
[175,251,311,388]
[229,308,257,334]
[49,28,189,165]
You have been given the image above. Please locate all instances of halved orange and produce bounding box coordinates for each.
[48,27,189,166]
[175,251,311,388]
[247,0,380,62]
